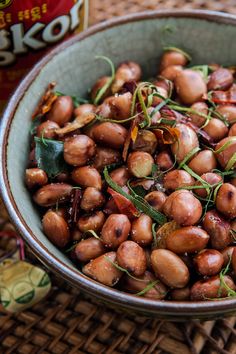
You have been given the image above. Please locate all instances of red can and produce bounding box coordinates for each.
[0,0,88,112]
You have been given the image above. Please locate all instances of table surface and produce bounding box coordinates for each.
[1,1,236,353]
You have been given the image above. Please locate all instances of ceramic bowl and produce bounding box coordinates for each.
[1,10,236,320]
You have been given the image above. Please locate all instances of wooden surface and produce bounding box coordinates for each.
[1,1,236,353]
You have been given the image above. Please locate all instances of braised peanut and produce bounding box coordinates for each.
[131,214,153,246]
[144,191,167,212]
[166,226,209,254]
[151,249,190,288]
[203,210,231,249]
[189,102,208,127]
[215,137,236,169]
[174,69,207,105]
[194,249,224,276]
[74,103,96,117]
[163,169,194,191]
[112,61,142,93]
[82,252,123,287]
[33,183,73,207]
[207,68,234,91]
[229,123,236,136]
[203,118,228,142]
[195,173,223,198]
[155,150,174,171]
[190,275,236,300]
[92,147,121,171]
[117,240,147,276]
[171,287,190,300]
[47,96,73,126]
[215,104,236,125]
[92,122,127,149]
[110,166,130,187]
[96,92,132,120]
[77,211,105,233]
[131,130,157,154]
[163,190,202,226]
[80,187,105,212]
[91,76,111,101]
[171,124,199,163]
[72,166,102,190]
[25,168,48,189]
[159,50,188,71]
[75,238,105,262]
[127,151,154,178]
[36,120,59,139]
[42,210,70,248]
[160,65,183,81]
[101,214,131,248]
[221,247,236,266]
[216,183,236,219]
[123,271,167,299]
[64,135,96,166]
[188,150,217,175]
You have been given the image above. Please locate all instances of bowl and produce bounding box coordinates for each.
[1,10,236,320]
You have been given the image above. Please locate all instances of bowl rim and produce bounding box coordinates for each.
[1,9,236,317]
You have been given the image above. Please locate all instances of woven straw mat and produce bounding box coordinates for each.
[1,0,236,353]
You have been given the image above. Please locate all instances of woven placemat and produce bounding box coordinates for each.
[1,1,236,353]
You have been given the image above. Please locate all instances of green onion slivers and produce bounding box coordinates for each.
[94,56,115,105]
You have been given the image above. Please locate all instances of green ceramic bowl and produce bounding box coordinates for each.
[1,10,236,320]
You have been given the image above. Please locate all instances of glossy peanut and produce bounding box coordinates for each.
[163,190,202,226]
[160,65,183,81]
[171,124,199,163]
[203,210,231,249]
[216,183,236,219]
[33,183,73,207]
[215,104,236,125]
[132,130,157,155]
[163,169,194,191]
[117,241,147,276]
[151,249,190,288]
[91,76,111,101]
[221,247,236,267]
[75,238,105,262]
[92,147,121,171]
[166,226,209,254]
[131,214,153,246]
[144,191,167,212]
[47,96,73,126]
[112,61,142,93]
[127,151,154,178]
[195,173,223,198]
[36,120,59,139]
[77,211,105,233]
[215,137,236,169]
[110,166,130,187]
[72,166,102,190]
[64,135,96,166]
[25,168,48,189]
[188,150,217,175]
[42,210,70,248]
[96,92,132,120]
[80,187,105,212]
[194,249,224,276]
[174,69,207,105]
[123,271,167,299]
[190,275,236,300]
[207,68,234,91]
[155,150,174,171]
[74,103,96,117]
[159,50,188,71]
[229,123,236,136]
[130,178,155,192]
[203,118,228,142]
[171,287,190,300]
[101,214,131,248]
[82,252,122,287]
[189,102,208,127]
[92,122,127,149]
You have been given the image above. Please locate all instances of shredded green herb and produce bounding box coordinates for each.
[105,257,149,282]
[225,152,236,171]
[152,223,158,248]
[93,56,115,105]
[83,229,100,239]
[178,147,200,168]
[104,167,167,225]
[135,280,159,296]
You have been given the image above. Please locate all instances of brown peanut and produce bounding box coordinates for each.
[25,168,48,189]
[131,214,153,246]
[75,238,105,262]
[117,241,147,276]
[33,183,73,207]
[72,166,102,190]
[64,135,96,166]
[190,275,236,300]
[193,249,224,276]
[42,210,70,248]
[101,214,131,248]
[47,96,73,126]
[203,210,231,249]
